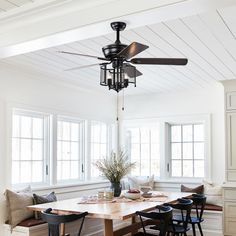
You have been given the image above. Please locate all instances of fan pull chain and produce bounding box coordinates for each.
[122,89,125,111]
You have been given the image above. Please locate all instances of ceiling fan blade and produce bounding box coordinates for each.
[130,58,188,65]
[116,42,149,59]
[124,66,142,78]
[58,51,109,61]
[65,63,100,71]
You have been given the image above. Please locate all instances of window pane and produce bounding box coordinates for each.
[183,125,192,142]
[194,143,204,159]
[101,125,107,143]
[100,144,107,157]
[130,128,139,143]
[33,118,43,138]
[12,139,20,160]
[151,143,159,157]
[21,116,32,138]
[194,160,204,177]
[12,161,20,184]
[61,161,70,180]
[132,159,140,176]
[71,142,79,160]
[141,144,149,159]
[151,159,160,177]
[20,161,31,183]
[57,161,62,180]
[32,140,43,160]
[183,143,193,159]
[62,141,70,160]
[131,144,140,159]
[12,110,48,186]
[32,161,43,182]
[171,143,181,159]
[71,161,79,179]
[172,160,181,177]
[140,128,149,143]
[183,160,193,177]
[171,125,181,142]
[62,122,70,141]
[21,139,31,160]
[71,123,79,141]
[194,124,204,141]
[141,160,149,176]
[12,115,20,137]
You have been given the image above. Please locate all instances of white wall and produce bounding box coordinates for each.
[119,84,225,184]
[0,65,116,235]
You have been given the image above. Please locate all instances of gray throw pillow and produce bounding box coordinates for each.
[33,192,57,219]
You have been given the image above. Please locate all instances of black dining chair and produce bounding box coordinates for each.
[151,198,193,236]
[135,205,173,236]
[41,208,88,236]
[173,194,206,236]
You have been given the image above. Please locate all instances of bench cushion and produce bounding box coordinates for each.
[17,217,45,227]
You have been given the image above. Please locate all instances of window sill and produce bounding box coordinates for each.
[32,180,110,192]
[155,178,204,185]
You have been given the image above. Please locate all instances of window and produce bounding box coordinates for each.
[57,117,85,182]
[90,121,108,178]
[170,124,205,178]
[126,125,160,176]
[11,110,50,185]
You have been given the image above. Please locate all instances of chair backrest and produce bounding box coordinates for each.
[41,208,88,236]
[166,198,193,231]
[191,194,206,221]
[136,205,173,236]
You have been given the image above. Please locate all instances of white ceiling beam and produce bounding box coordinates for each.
[0,0,235,59]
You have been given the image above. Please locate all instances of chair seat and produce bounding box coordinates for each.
[134,232,156,236]
[151,223,190,233]
[173,214,204,224]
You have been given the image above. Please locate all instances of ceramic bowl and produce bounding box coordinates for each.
[124,192,141,200]
[140,186,152,193]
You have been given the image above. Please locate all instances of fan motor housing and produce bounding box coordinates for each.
[102,43,127,59]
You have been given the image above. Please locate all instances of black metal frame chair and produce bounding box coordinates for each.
[161,198,193,236]
[173,194,206,236]
[41,208,88,236]
[135,205,173,236]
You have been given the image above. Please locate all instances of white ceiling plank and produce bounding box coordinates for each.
[219,5,236,39]
[183,14,236,77]
[121,29,205,88]
[6,0,31,7]
[151,22,224,81]
[0,0,17,10]
[199,10,236,62]
[133,26,216,87]
[165,19,233,79]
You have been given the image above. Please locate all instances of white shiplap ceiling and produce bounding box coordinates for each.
[0,0,35,12]
[2,5,236,95]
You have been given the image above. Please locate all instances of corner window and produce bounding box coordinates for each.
[11,109,50,185]
[170,124,205,178]
[125,125,160,176]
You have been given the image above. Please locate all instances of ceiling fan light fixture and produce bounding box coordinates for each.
[100,63,136,92]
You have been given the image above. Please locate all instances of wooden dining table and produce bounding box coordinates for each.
[27,191,189,236]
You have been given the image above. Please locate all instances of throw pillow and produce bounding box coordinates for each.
[128,175,154,189]
[5,187,34,228]
[203,180,223,206]
[33,192,57,219]
[181,184,204,194]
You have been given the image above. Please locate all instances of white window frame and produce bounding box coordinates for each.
[122,115,211,182]
[10,108,51,188]
[164,115,211,181]
[123,119,161,177]
[89,120,110,179]
[55,115,86,184]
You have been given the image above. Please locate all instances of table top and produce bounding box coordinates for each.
[27,191,189,220]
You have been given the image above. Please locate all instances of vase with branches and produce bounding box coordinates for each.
[94,150,135,196]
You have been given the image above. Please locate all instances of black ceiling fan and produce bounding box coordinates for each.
[59,22,188,92]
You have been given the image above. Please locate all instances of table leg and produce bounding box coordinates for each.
[131,216,138,235]
[104,219,113,236]
[60,223,65,236]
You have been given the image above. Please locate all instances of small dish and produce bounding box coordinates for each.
[142,192,152,198]
[124,192,141,200]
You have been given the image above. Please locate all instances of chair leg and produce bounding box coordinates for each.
[192,223,196,236]
[197,223,204,236]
